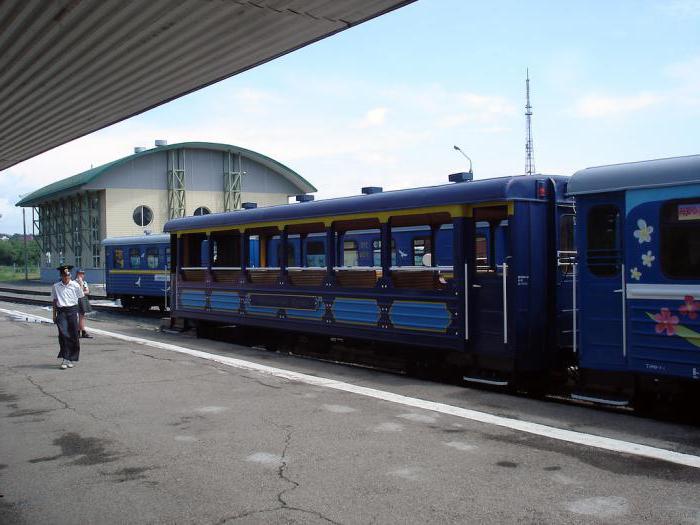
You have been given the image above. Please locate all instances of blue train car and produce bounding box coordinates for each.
[103,235,171,310]
[165,175,574,388]
[569,155,700,404]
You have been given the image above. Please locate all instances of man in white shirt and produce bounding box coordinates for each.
[51,265,84,370]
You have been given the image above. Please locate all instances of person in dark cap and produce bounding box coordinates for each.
[51,265,84,370]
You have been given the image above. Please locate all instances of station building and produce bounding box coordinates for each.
[16,141,316,283]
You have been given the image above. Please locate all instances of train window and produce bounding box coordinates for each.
[210,232,240,267]
[114,248,125,269]
[343,240,359,267]
[560,214,576,252]
[146,248,159,269]
[586,205,620,277]
[412,237,432,266]
[475,235,488,268]
[182,233,205,267]
[661,200,700,279]
[166,247,171,270]
[276,241,296,267]
[372,239,396,266]
[132,205,153,227]
[306,240,326,267]
[129,247,141,268]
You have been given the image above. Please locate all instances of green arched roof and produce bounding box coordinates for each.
[16,142,316,207]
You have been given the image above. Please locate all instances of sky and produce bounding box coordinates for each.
[1,0,699,233]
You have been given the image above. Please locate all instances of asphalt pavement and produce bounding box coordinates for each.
[1,301,699,524]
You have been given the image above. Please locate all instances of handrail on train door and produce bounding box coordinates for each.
[499,260,509,345]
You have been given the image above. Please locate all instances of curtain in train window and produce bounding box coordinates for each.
[586,205,620,277]
[113,248,125,269]
[306,240,326,267]
[129,247,141,268]
[661,200,700,279]
[146,248,159,269]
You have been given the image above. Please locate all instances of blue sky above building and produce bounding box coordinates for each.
[2,0,699,232]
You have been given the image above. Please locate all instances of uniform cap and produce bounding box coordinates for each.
[56,265,73,276]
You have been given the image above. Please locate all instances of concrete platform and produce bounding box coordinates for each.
[1,301,699,524]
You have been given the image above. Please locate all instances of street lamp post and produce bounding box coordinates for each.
[453,145,473,174]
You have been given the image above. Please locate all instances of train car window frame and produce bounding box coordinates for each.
[129,247,141,268]
[146,247,159,269]
[372,239,396,267]
[475,234,488,269]
[114,248,125,269]
[305,239,326,267]
[586,204,621,277]
[412,237,432,266]
[661,199,700,280]
[343,240,359,267]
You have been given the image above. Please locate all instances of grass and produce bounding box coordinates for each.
[0,265,41,281]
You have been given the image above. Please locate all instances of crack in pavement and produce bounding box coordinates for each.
[216,425,341,525]
[50,371,218,396]
[18,374,106,424]
[240,375,283,390]
[25,374,71,411]
[132,351,184,363]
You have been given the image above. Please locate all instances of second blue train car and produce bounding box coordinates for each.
[103,234,171,311]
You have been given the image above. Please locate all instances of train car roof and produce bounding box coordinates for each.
[164,174,570,233]
[567,154,700,196]
[102,234,170,246]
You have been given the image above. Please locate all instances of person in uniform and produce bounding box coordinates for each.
[51,265,84,369]
[75,269,93,338]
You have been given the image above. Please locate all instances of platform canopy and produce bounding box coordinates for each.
[0,0,414,172]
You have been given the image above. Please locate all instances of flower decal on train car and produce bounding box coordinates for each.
[641,250,656,267]
[633,219,654,244]
[652,308,679,336]
[679,295,700,320]
[646,303,700,348]
[630,267,642,281]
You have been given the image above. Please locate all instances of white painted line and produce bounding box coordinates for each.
[4,306,700,469]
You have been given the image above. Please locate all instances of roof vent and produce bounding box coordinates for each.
[361,186,383,195]
[155,139,168,147]
[448,172,473,183]
[242,202,257,210]
[295,195,314,202]
[134,146,147,154]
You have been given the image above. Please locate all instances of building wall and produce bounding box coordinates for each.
[36,146,308,282]
[104,188,168,238]
[84,147,302,195]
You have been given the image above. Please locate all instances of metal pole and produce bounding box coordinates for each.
[23,207,28,280]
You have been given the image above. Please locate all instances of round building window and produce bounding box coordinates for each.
[133,205,153,226]
[193,206,211,216]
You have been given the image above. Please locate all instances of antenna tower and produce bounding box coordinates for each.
[525,69,535,175]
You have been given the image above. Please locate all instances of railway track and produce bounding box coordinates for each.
[0,285,107,300]
[0,292,164,319]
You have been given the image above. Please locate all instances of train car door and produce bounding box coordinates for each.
[470,206,511,374]
[556,208,576,356]
[579,195,626,369]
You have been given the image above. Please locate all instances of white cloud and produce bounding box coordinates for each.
[572,92,662,118]
[356,107,389,128]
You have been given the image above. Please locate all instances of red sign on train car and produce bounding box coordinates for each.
[678,203,700,221]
